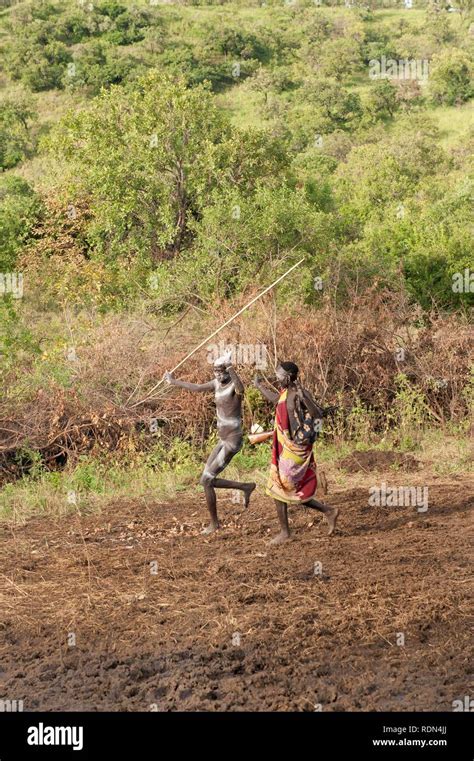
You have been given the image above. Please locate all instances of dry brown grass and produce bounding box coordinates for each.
[1,288,472,481]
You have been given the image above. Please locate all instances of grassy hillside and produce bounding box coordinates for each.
[0,0,472,499]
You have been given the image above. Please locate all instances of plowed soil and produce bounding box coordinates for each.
[1,461,473,712]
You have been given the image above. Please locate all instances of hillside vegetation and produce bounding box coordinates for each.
[0,0,472,502]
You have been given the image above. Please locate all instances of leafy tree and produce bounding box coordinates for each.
[213,27,270,63]
[95,1,127,20]
[429,49,474,105]
[425,12,455,44]
[291,148,337,211]
[65,42,137,93]
[305,79,363,130]
[0,93,37,170]
[102,8,151,46]
[54,10,93,44]
[317,38,363,81]
[0,176,42,271]
[248,66,297,105]
[395,31,438,60]
[9,39,72,91]
[153,183,332,308]
[364,80,400,122]
[288,79,363,148]
[402,178,474,308]
[335,121,446,223]
[395,80,424,110]
[303,15,335,45]
[50,73,288,268]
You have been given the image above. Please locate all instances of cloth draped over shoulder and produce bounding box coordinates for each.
[265,388,317,504]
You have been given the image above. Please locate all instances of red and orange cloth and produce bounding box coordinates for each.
[265,388,318,504]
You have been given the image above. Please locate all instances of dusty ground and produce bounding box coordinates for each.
[0,456,473,712]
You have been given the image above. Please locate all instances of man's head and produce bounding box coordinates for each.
[213,349,232,384]
[276,361,299,387]
[213,361,230,384]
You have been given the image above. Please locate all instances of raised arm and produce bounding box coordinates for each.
[297,386,324,418]
[297,385,337,418]
[163,372,215,393]
[227,364,244,396]
[253,375,279,405]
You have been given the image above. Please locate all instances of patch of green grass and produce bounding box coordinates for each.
[216,85,266,129]
[374,8,427,27]
[0,439,202,523]
[422,426,473,476]
[429,101,474,147]
[0,433,277,523]
[1,423,471,522]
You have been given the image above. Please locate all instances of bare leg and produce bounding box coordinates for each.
[200,441,226,535]
[269,499,291,545]
[202,483,220,535]
[306,498,339,536]
[200,437,250,534]
[213,478,256,507]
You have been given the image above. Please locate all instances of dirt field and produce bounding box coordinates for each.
[1,457,473,712]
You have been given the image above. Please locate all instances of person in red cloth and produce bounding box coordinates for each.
[254,361,339,545]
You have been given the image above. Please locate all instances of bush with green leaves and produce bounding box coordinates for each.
[334,142,473,309]
[94,1,127,20]
[0,300,41,387]
[429,49,474,105]
[286,78,363,150]
[363,79,400,123]
[100,7,153,46]
[248,66,298,104]
[181,182,332,305]
[334,119,446,223]
[8,38,72,92]
[0,176,42,271]
[50,73,289,277]
[65,42,138,93]
[128,181,333,312]
[402,178,474,309]
[53,11,92,44]
[0,93,37,170]
[362,33,398,66]
[301,78,363,131]
[213,27,271,63]
[317,37,364,81]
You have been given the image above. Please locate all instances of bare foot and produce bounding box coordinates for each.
[243,482,256,508]
[325,507,339,536]
[202,522,220,536]
[268,531,291,546]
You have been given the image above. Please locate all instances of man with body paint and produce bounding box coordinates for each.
[164,351,255,535]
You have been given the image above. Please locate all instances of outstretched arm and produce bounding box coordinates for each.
[253,375,279,405]
[163,372,215,393]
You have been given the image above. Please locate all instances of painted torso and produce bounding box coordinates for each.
[214,379,242,438]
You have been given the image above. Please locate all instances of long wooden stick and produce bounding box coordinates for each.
[248,431,273,445]
[131,257,305,407]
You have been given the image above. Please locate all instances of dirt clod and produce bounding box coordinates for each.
[338,450,420,473]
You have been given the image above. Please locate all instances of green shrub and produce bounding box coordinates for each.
[429,49,474,105]
[0,176,42,271]
[0,93,37,170]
